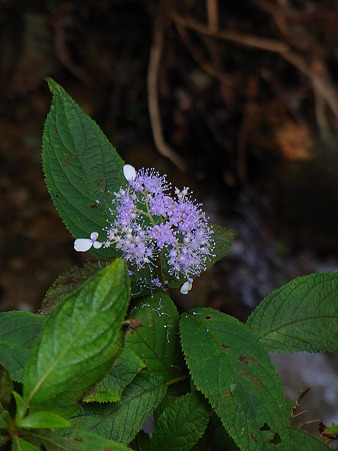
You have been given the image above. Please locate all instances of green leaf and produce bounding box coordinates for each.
[70,430,132,450]
[0,312,45,382]
[246,272,338,352]
[24,259,129,417]
[70,372,167,445]
[11,437,39,451]
[0,364,13,409]
[85,347,145,403]
[133,430,151,451]
[208,422,239,451]
[125,292,186,380]
[191,415,239,451]
[42,78,126,257]
[12,391,27,421]
[209,223,235,266]
[40,261,103,315]
[150,392,210,451]
[0,410,10,431]
[29,429,133,450]
[288,427,329,449]
[180,308,291,450]
[17,411,70,429]
[153,382,190,424]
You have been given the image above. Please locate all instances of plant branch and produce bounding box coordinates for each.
[171,10,338,124]
[147,16,187,171]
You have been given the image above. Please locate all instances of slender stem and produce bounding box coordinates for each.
[166,374,190,386]
[136,196,156,226]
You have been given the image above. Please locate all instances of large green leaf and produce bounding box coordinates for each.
[0,312,45,382]
[16,411,70,429]
[125,292,186,380]
[42,78,126,257]
[23,259,129,417]
[85,347,145,403]
[39,262,103,315]
[20,430,133,451]
[69,430,133,450]
[150,392,210,451]
[70,372,167,445]
[246,272,338,352]
[180,308,291,450]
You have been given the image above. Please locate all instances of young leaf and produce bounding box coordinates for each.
[42,78,126,258]
[0,312,44,382]
[24,259,129,417]
[125,292,186,380]
[180,308,291,450]
[70,372,167,445]
[12,391,28,421]
[246,272,338,353]
[150,392,210,451]
[11,437,40,451]
[17,411,70,429]
[0,410,10,431]
[208,223,235,266]
[84,347,145,403]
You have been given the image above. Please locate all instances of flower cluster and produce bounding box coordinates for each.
[74,165,215,294]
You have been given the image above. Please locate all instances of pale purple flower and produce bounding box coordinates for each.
[75,165,214,293]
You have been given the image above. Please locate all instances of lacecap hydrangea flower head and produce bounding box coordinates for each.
[74,165,215,294]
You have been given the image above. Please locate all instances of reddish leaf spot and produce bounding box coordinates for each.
[241,369,260,387]
[55,129,59,136]
[66,152,71,168]
[225,391,231,397]
[65,277,78,286]
[249,432,258,442]
[97,177,105,185]
[125,319,143,334]
[205,315,212,320]
[90,203,98,209]
[221,344,229,349]
[238,354,258,365]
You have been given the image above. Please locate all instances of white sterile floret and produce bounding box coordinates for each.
[123,164,136,181]
[180,279,193,295]
[74,232,103,252]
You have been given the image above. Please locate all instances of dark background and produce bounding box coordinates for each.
[0,0,337,430]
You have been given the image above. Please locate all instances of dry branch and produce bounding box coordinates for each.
[171,10,338,125]
[147,16,187,170]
